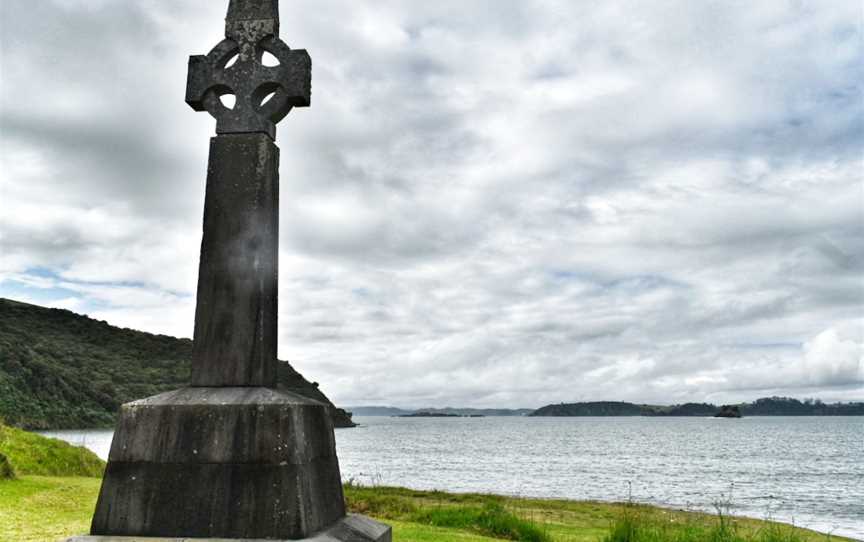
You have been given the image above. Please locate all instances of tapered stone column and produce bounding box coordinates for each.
[73,1,390,540]
[191,133,280,387]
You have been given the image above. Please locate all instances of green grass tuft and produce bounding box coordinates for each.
[603,503,809,542]
[412,502,552,542]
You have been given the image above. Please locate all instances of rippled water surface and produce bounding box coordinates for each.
[43,416,864,539]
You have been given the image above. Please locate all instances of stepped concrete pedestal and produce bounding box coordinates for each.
[77,387,390,541]
[90,388,343,538]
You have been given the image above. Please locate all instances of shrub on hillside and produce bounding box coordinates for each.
[0,452,14,479]
[0,421,15,479]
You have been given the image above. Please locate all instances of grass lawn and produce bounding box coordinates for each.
[0,476,101,542]
[0,476,853,542]
[343,485,851,542]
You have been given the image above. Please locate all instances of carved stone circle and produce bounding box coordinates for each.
[185,0,311,139]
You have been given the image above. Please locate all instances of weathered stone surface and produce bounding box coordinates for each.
[227,0,279,23]
[186,0,311,138]
[90,388,346,539]
[70,514,391,542]
[191,134,279,387]
[103,388,336,464]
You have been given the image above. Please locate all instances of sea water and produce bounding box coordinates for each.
[42,415,864,539]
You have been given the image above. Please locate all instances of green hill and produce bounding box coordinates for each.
[0,298,354,430]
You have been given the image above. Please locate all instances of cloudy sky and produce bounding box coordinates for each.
[1,0,861,408]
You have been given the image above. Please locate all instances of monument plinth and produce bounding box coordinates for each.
[72,1,390,540]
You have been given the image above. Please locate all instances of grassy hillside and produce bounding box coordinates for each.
[0,298,353,429]
[0,421,104,478]
[0,422,105,539]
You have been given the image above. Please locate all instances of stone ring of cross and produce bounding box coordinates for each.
[186,34,311,139]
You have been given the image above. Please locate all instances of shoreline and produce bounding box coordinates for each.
[35,428,864,540]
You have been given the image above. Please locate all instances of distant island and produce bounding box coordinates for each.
[350,406,534,417]
[530,398,864,417]
[352,397,864,418]
[396,412,485,418]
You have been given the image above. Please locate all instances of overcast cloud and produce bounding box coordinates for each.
[1,0,861,408]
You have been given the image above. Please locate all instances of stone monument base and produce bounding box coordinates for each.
[88,387,384,540]
[66,514,391,542]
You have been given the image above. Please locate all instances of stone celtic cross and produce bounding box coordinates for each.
[186,0,311,138]
[81,2,391,539]
[183,0,312,388]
